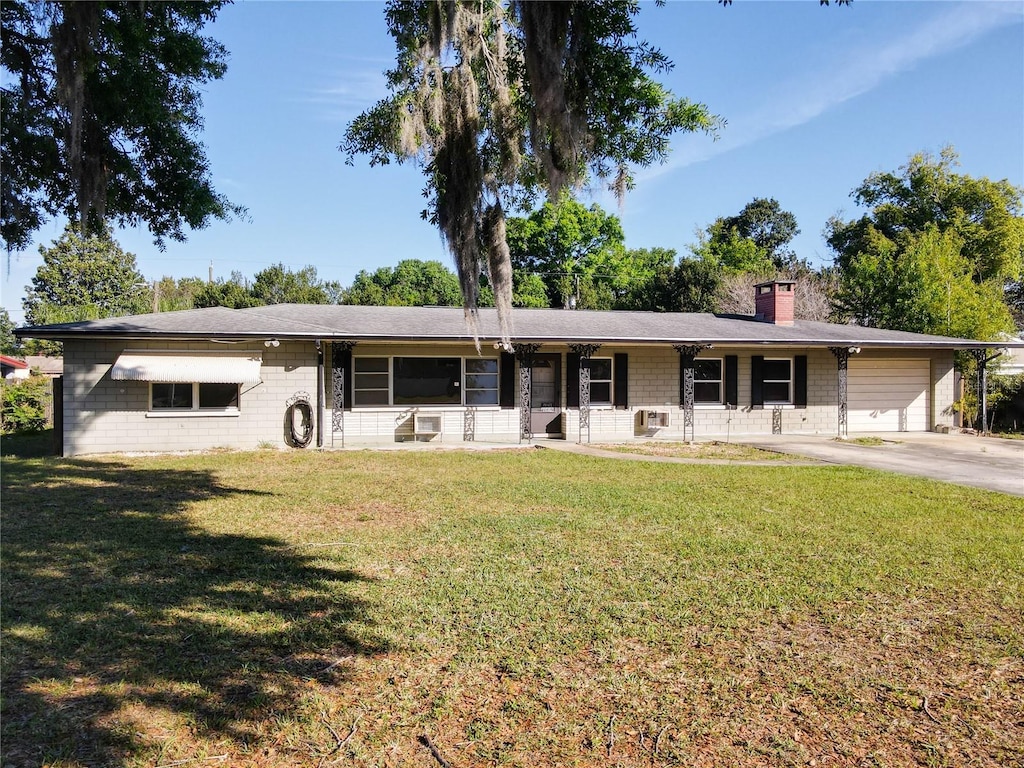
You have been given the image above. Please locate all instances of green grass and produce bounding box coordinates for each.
[2,448,1022,767]
[843,436,890,446]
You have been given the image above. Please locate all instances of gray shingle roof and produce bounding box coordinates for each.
[14,304,1016,349]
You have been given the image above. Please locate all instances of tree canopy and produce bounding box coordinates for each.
[250,264,341,306]
[194,265,340,309]
[342,0,720,339]
[149,276,208,313]
[23,225,149,326]
[344,259,464,307]
[827,148,1022,339]
[687,197,801,275]
[1,0,242,251]
[507,198,627,308]
[689,220,773,276]
[193,274,264,310]
[0,308,19,355]
[720,197,800,270]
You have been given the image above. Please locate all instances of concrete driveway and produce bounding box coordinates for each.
[736,432,1024,496]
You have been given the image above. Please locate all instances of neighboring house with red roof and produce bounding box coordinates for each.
[15,281,1022,457]
[0,355,30,380]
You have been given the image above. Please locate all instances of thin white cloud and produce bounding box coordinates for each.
[640,1,1022,181]
[302,69,390,122]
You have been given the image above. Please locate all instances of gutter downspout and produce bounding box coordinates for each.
[316,339,324,448]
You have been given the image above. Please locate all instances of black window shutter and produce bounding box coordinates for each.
[751,355,764,407]
[794,355,807,407]
[499,351,515,409]
[566,352,580,408]
[338,348,353,411]
[342,348,354,411]
[678,353,689,407]
[725,355,738,406]
[613,353,628,408]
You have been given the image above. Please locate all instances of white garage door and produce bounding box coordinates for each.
[848,358,929,432]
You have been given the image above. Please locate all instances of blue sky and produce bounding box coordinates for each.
[3,0,1023,324]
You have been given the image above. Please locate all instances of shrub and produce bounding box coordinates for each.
[990,372,1024,434]
[1,376,51,434]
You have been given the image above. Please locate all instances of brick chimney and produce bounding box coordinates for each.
[754,280,796,325]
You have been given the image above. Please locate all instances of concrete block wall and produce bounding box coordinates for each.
[932,350,956,429]
[544,345,954,441]
[61,339,958,455]
[608,345,838,438]
[327,342,519,445]
[331,407,519,445]
[63,339,319,455]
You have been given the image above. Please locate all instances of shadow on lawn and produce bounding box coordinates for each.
[1,457,386,767]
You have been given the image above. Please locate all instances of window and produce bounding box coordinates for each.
[151,383,239,411]
[762,358,792,404]
[588,357,613,405]
[394,357,461,405]
[464,358,499,405]
[353,357,390,405]
[694,359,723,404]
[152,383,192,409]
[352,356,500,407]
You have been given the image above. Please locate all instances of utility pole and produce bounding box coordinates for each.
[152,279,159,313]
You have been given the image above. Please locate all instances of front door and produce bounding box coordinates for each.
[530,354,562,436]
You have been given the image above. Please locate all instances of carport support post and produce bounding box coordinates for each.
[829,347,852,438]
[514,343,540,442]
[971,349,1001,433]
[569,343,602,443]
[674,345,708,442]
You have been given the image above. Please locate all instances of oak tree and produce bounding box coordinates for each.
[23,224,149,325]
[1,1,242,251]
[343,1,720,338]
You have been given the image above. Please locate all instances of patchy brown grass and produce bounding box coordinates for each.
[2,448,1021,767]
[595,440,796,462]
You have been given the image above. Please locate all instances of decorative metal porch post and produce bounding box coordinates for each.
[674,344,708,442]
[331,341,356,447]
[569,343,602,443]
[514,343,541,442]
[829,346,851,438]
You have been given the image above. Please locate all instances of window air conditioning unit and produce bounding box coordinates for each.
[639,410,670,429]
[414,413,443,439]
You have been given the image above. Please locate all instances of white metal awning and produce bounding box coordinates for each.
[111,350,263,384]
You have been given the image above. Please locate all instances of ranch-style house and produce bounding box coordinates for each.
[16,281,1016,456]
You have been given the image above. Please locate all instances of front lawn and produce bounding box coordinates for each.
[2,448,1021,767]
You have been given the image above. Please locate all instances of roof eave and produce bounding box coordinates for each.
[15,327,1015,349]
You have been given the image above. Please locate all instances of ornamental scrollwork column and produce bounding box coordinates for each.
[331,341,356,447]
[829,346,851,438]
[673,344,709,442]
[569,343,602,443]
[514,343,541,442]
